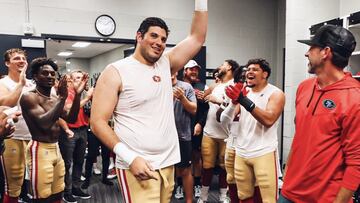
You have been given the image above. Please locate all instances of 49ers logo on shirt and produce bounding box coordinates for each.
[322,99,336,109]
[152,75,161,82]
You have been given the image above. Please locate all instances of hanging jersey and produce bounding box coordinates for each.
[235,84,281,158]
[112,55,180,170]
[0,76,34,140]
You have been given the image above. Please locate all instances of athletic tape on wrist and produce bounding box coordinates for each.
[113,142,138,166]
[195,0,208,11]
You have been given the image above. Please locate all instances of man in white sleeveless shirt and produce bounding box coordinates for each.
[0,48,34,203]
[222,58,285,203]
[90,1,208,202]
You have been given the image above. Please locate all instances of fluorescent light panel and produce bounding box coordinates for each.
[57,51,73,56]
[72,42,91,48]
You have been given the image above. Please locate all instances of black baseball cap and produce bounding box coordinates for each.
[298,24,356,58]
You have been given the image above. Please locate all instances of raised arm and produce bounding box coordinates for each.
[167,0,208,74]
[0,66,27,106]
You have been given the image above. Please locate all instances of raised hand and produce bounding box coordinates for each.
[225,82,245,104]
[19,64,28,87]
[129,157,158,181]
[173,86,185,100]
[57,75,68,100]
[194,89,205,101]
[73,73,89,94]
[85,87,94,100]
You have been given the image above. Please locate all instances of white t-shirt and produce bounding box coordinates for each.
[0,76,34,140]
[112,55,180,170]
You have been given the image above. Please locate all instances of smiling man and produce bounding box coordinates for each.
[222,58,285,203]
[0,48,35,203]
[90,0,208,202]
[280,25,360,203]
[20,57,87,203]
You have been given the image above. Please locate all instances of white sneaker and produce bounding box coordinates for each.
[174,185,184,199]
[194,185,201,198]
[107,168,117,179]
[196,198,207,203]
[219,196,230,203]
[80,175,86,181]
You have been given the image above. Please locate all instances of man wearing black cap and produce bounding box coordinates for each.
[280,25,360,203]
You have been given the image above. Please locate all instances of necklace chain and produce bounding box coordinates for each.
[35,88,51,99]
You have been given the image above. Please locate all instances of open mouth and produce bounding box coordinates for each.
[247,75,255,81]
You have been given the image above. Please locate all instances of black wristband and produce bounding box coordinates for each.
[238,94,255,112]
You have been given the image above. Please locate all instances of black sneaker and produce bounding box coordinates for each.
[72,188,91,199]
[81,179,90,189]
[18,194,32,203]
[63,194,77,203]
[102,179,114,186]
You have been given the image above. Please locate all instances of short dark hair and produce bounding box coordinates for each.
[135,17,170,46]
[29,57,58,78]
[4,48,27,62]
[225,59,240,73]
[246,58,271,79]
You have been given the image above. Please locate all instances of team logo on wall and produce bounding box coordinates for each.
[322,99,336,109]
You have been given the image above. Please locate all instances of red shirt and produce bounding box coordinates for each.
[282,73,360,202]
[66,88,89,128]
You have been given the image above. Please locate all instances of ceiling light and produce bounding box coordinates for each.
[66,61,71,65]
[72,42,91,48]
[58,51,73,57]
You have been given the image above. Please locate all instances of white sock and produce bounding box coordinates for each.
[109,156,115,169]
[219,188,228,201]
[200,186,210,201]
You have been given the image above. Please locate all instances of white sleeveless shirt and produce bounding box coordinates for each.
[0,76,34,140]
[112,55,180,170]
[203,81,232,140]
[235,84,281,158]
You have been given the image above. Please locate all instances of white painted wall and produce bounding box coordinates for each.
[89,44,133,76]
[0,0,284,88]
[64,58,89,74]
[340,0,360,17]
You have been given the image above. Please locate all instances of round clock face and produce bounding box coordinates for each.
[95,15,116,36]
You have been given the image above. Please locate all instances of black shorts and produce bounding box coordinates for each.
[176,140,192,168]
[191,134,203,152]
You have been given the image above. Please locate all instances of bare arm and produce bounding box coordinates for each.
[179,97,197,115]
[173,86,197,115]
[20,92,67,130]
[251,91,285,128]
[334,187,355,203]
[90,65,121,151]
[167,0,208,74]
[58,118,74,138]
[79,87,94,108]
